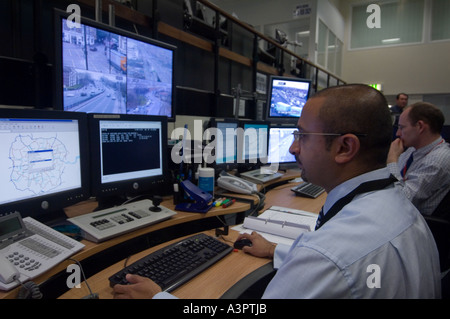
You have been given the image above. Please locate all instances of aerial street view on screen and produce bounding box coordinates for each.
[268,127,296,164]
[269,79,310,118]
[61,18,173,116]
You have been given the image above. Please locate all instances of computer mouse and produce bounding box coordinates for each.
[233,238,253,250]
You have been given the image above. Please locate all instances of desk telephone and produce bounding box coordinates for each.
[217,171,258,195]
[0,212,85,291]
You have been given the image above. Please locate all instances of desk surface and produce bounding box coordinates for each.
[1,170,326,299]
[0,195,254,299]
[59,181,326,299]
[58,229,272,299]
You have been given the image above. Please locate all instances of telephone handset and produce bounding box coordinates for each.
[0,254,19,284]
[217,175,258,195]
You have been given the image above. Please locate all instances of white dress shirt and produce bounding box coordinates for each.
[263,168,441,298]
[387,137,450,215]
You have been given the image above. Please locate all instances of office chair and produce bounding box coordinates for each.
[432,189,450,223]
[424,215,450,272]
[423,215,450,298]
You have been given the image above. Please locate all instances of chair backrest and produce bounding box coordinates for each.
[432,189,450,223]
[424,215,450,272]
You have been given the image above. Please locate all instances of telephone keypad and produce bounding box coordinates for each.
[7,251,41,272]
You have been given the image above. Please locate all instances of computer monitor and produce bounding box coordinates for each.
[88,113,168,209]
[54,9,176,121]
[0,108,90,223]
[239,120,270,170]
[208,118,240,172]
[266,75,312,124]
[268,126,297,169]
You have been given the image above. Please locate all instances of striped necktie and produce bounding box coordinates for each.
[315,207,325,231]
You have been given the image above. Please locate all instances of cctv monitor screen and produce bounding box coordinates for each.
[267,76,311,123]
[0,109,90,222]
[208,118,239,172]
[54,10,176,121]
[240,121,270,165]
[215,121,238,165]
[268,126,296,164]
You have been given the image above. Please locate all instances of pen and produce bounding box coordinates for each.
[221,198,230,206]
[214,197,224,207]
[222,199,235,208]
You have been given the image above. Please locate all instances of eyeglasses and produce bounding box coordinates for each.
[292,131,368,141]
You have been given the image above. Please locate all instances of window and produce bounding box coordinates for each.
[431,0,450,41]
[317,20,343,76]
[351,0,425,49]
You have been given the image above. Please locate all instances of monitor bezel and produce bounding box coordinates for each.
[88,113,168,206]
[265,75,312,124]
[0,108,90,223]
[208,117,240,173]
[268,124,297,165]
[238,119,271,170]
[53,9,177,122]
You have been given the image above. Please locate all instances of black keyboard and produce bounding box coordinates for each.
[109,233,233,292]
[291,182,325,198]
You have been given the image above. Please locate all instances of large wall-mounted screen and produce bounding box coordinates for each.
[54,10,176,121]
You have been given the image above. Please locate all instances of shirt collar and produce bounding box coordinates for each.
[324,167,391,214]
[413,136,444,159]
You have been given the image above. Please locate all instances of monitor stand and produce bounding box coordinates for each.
[94,193,164,212]
[94,195,128,212]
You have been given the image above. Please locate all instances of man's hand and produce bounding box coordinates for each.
[236,232,276,258]
[113,274,162,299]
[387,138,404,164]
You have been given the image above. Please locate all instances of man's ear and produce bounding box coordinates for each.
[334,134,361,164]
[416,120,427,133]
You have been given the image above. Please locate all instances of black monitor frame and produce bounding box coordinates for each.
[53,9,177,121]
[88,113,168,209]
[207,118,240,173]
[267,125,298,170]
[238,119,271,171]
[0,108,90,223]
[266,75,312,124]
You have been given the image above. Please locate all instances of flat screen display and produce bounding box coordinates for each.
[88,113,168,204]
[0,118,82,206]
[98,120,163,185]
[0,109,90,222]
[267,76,311,122]
[268,127,296,164]
[215,121,238,165]
[55,11,176,120]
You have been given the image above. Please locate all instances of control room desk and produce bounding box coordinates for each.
[0,196,255,299]
[59,182,326,299]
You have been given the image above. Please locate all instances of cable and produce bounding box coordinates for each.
[68,258,97,299]
[16,280,43,299]
[123,255,132,268]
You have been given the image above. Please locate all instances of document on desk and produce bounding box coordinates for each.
[233,206,318,245]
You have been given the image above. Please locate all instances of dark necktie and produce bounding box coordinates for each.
[400,152,414,178]
[315,207,325,230]
[315,175,397,231]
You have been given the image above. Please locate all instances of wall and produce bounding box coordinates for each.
[339,0,450,96]
[213,0,450,123]
[213,0,311,26]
